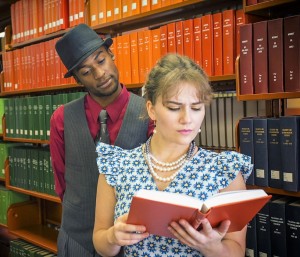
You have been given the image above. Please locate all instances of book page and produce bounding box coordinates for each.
[135,189,203,209]
[202,189,267,211]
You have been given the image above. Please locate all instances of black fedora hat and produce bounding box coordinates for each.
[55,23,113,78]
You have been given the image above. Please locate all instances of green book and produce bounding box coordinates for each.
[27,97,34,139]
[32,96,40,140]
[44,95,53,141]
[22,97,29,139]
[0,98,5,134]
[38,95,46,141]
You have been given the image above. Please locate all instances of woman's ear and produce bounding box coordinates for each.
[146,100,155,121]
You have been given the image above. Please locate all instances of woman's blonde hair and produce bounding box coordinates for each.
[143,54,213,105]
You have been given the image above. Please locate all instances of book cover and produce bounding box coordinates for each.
[201,14,213,76]
[286,200,300,257]
[256,200,272,257]
[280,116,300,192]
[253,117,269,187]
[267,118,282,189]
[222,9,235,75]
[213,12,223,76]
[269,197,291,257]
[183,19,194,61]
[239,117,255,185]
[193,16,202,68]
[160,25,168,57]
[175,20,184,55]
[245,218,257,257]
[127,189,271,238]
[167,22,176,53]
[130,32,140,84]
[253,21,268,94]
[268,18,284,93]
[240,23,254,95]
[283,15,300,92]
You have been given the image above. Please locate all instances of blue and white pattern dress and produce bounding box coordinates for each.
[96,141,253,257]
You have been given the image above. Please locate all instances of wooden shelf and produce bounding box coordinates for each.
[5,164,60,203]
[244,0,297,13]
[247,185,300,197]
[235,55,300,101]
[7,201,58,253]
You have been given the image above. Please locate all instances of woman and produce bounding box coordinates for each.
[93,54,253,257]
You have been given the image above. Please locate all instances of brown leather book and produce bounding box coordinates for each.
[239,23,254,95]
[284,15,300,92]
[268,18,284,93]
[253,21,268,94]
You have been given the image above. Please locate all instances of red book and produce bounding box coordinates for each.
[193,16,202,68]
[90,0,99,26]
[268,18,284,93]
[183,19,194,60]
[222,9,235,75]
[160,25,168,57]
[122,34,132,84]
[213,12,223,76]
[143,30,153,78]
[239,24,254,95]
[151,0,161,10]
[201,14,213,76]
[141,0,151,13]
[167,22,176,53]
[138,30,146,83]
[127,189,271,238]
[175,21,184,55]
[284,15,300,92]
[151,28,161,67]
[253,21,268,94]
[130,32,140,84]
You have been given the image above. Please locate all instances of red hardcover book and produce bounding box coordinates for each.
[37,0,45,37]
[106,0,114,23]
[53,38,61,86]
[160,25,168,57]
[141,0,151,13]
[98,0,107,24]
[138,31,146,83]
[58,0,69,30]
[213,12,223,76]
[39,42,47,88]
[113,0,122,21]
[253,21,268,94]
[10,3,17,44]
[122,0,129,18]
[122,34,132,84]
[116,35,124,84]
[151,28,161,67]
[193,16,202,68]
[284,15,300,92]
[90,0,99,26]
[151,0,161,10]
[127,189,271,238]
[78,0,85,24]
[201,14,213,76]
[143,30,153,78]
[239,24,254,95]
[130,32,140,84]
[130,0,140,16]
[183,19,194,61]
[222,9,235,75]
[175,21,184,55]
[268,18,284,93]
[30,45,37,89]
[167,22,176,53]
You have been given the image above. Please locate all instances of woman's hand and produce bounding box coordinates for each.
[108,213,150,246]
[168,218,231,257]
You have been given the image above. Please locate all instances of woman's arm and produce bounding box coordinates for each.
[168,172,247,257]
[93,174,149,257]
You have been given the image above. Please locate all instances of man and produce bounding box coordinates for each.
[50,23,153,257]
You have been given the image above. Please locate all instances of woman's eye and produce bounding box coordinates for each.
[167,107,180,111]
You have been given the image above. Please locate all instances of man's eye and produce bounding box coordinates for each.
[97,58,105,64]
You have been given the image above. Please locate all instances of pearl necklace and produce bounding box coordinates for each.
[143,138,196,182]
[150,153,187,171]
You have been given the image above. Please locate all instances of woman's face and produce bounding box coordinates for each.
[147,82,205,146]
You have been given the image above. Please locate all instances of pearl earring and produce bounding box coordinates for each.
[153,120,157,134]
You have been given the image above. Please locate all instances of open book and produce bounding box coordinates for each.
[127,189,271,238]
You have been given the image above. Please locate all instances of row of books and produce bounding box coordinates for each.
[2,37,76,92]
[239,116,300,192]
[9,0,188,45]
[0,142,22,179]
[112,8,249,84]
[10,0,77,44]
[10,238,57,257]
[239,15,300,95]
[0,186,29,225]
[197,91,266,150]
[8,145,56,196]
[4,91,86,140]
[3,7,255,91]
[246,195,300,257]
[90,0,186,27]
